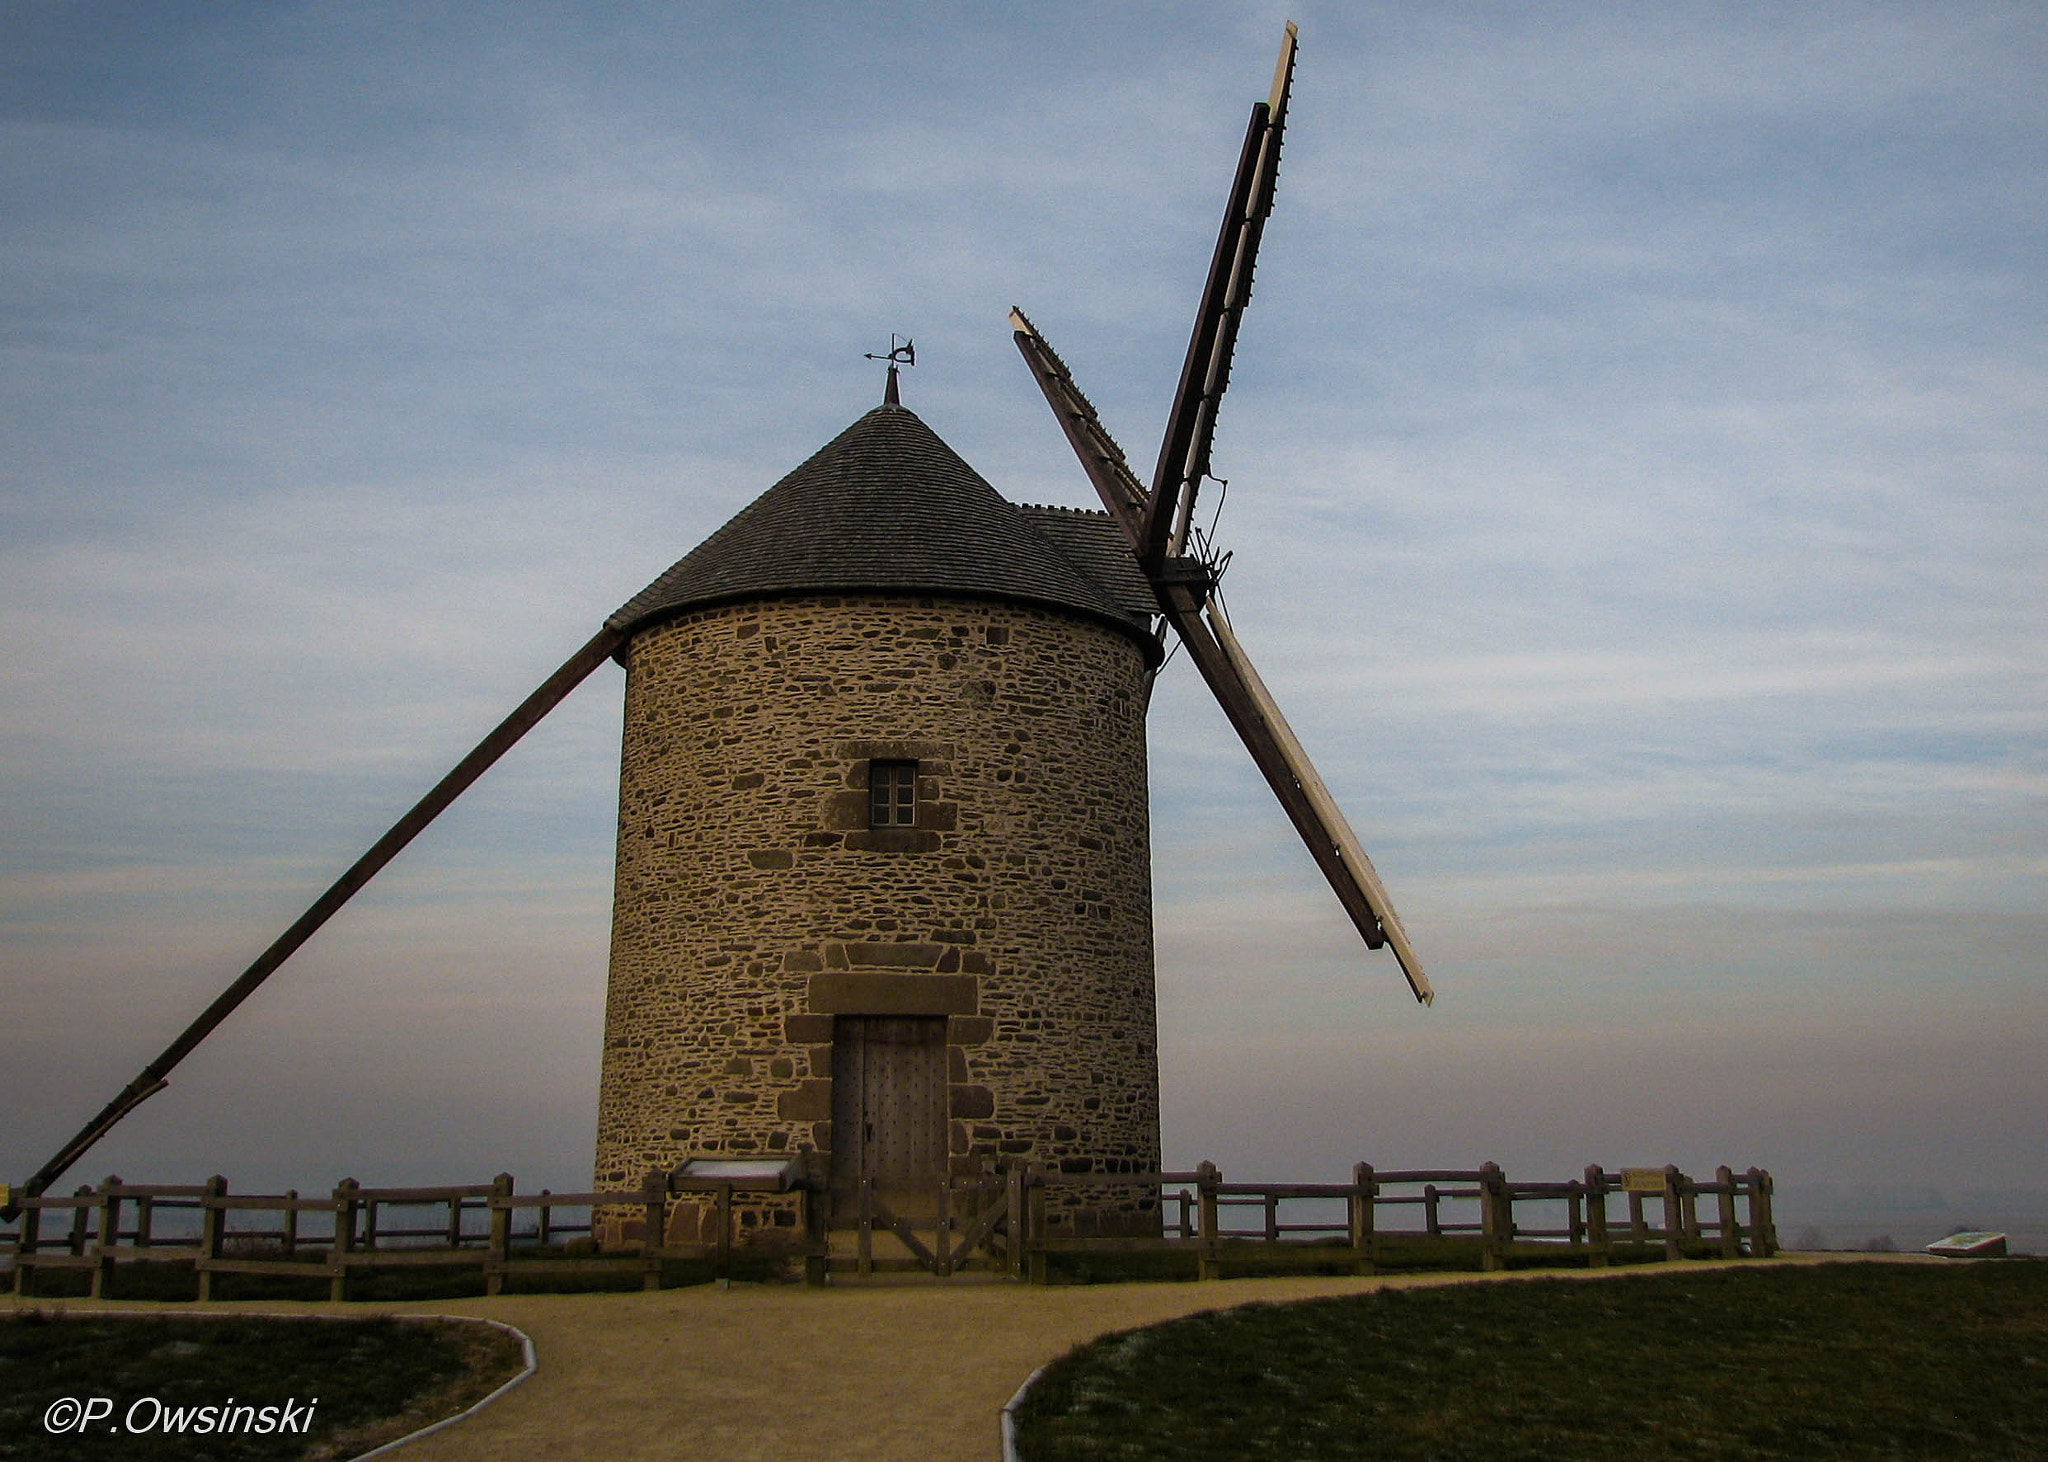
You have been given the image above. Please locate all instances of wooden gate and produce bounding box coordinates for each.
[849,1174,1016,1278]
[830,1016,946,1218]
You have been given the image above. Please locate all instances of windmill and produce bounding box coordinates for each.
[7,22,1427,1228]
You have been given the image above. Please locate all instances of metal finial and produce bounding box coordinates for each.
[864,335,915,404]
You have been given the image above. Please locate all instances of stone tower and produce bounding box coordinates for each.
[592,399,1162,1227]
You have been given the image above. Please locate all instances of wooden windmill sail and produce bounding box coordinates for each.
[8,21,1425,1220]
[1012,22,1431,1004]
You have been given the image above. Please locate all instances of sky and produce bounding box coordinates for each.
[3,2,2043,1229]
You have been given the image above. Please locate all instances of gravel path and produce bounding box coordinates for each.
[390,1273,1405,1460]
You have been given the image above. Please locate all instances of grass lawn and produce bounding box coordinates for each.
[1014,1260,2048,1460]
[0,1311,525,1461]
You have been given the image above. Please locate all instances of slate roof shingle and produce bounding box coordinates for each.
[610,404,1160,656]
[1016,505,1157,622]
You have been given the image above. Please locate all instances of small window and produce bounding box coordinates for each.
[869,760,917,828]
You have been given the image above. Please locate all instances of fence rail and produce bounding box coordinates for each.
[1,1160,1773,1297]
[1,1169,833,1300]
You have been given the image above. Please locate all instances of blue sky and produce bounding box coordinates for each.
[3,3,2042,1215]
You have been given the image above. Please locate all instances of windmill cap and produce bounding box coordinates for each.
[609,403,1159,656]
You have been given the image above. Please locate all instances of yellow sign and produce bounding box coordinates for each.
[0,1184,11,1208]
[1620,1168,1666,1194]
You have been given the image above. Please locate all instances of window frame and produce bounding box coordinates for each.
[867,759,918,829]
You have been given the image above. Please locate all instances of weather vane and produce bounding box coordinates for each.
[865,334,915,404]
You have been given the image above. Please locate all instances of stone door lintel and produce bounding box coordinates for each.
[806,972,979,1016]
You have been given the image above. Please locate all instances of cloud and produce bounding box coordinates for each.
[1,4,2042,1212]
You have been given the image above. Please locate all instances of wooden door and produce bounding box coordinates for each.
[830,1016,947,1216]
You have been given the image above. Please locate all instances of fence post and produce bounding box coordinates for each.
[13,1197,40,1296]
[1584,1165,1611,1268]
[1750,1168,1777,1257]
[803,1176,829,1288]
[90,1177,119,1299]
[330,1179,359,1302]
[1196,1161,1221,1281]
[1660,1166,1683,1261]
[1424,1184,1441,1238]
[1350,1162,1376,1276]
[196,1176,227,1302]
[713,1180,733,1286]
[1715,1165,1741,1258]
[68,1186,92,1258]
[1479,1163,1507,1272]
[486,1173,514,1297]
[1026,1164,1048,1285]
[645,1170,670,1291]
[1005,1163,1026,1281]
[136,1189,155,1252]
[282,1191,299,1259]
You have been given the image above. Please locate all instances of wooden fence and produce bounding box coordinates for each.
[1,1161,1772,1296]
[0,1170,827,1300]
[1016,1161,1776,1281]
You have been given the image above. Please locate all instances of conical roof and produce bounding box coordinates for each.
[610,403,1157,651]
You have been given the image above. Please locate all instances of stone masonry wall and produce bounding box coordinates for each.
[593,592,1160,1210]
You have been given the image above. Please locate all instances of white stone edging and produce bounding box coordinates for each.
[999,1363,1047,1462]
[349,1316,537,1459]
